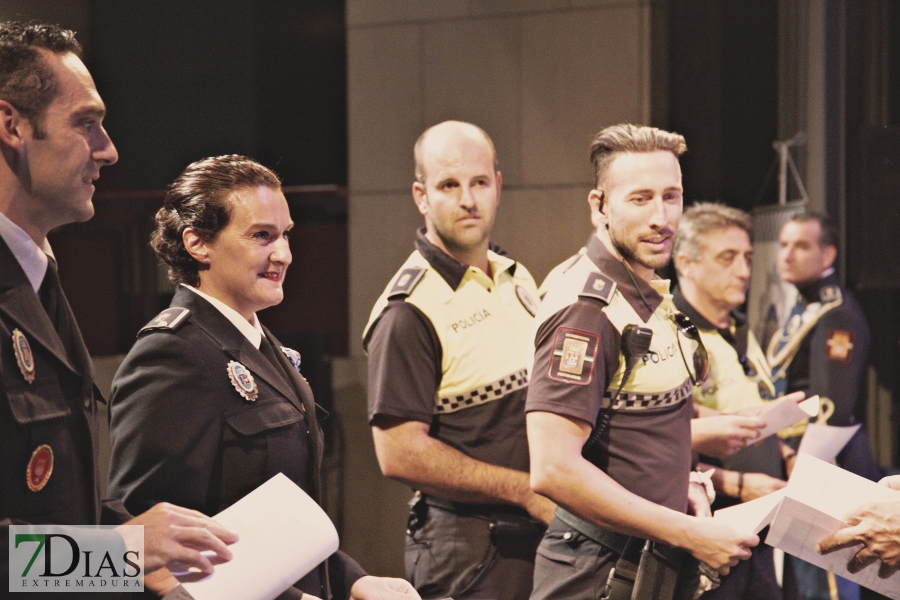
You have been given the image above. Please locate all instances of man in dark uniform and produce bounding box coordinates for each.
[0,21,237,597]
[526,124,758,600]
[363,120,554,600]
[764,212,882,600]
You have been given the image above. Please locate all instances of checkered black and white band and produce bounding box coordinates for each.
[605,378,692,411]
[436,369,529,414]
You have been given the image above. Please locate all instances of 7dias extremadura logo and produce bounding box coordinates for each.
[9,525,144,593]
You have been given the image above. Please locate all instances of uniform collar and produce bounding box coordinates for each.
[415,228,517,291]
[181,284,264,348]
[0,211,52,294]
[584,233,665,320]
[672,286,748,353]
[795,270,839,304]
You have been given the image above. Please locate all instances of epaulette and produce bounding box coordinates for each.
[138,307,191,336]
[578,272,616,305]
[820,285,841,304]
[387,267,426,299]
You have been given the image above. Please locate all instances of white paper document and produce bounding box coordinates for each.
[766,454,900,599]
[797,422,861,463]
[714,488,786,535]
[749,395,819,444]
[177,473,340,600]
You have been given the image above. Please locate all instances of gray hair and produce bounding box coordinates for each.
[674,202,753,271]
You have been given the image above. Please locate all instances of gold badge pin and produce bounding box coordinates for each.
[280,346,302,373]
[227,360,259,401]
[12,328,35,384]
[26,444,54,492]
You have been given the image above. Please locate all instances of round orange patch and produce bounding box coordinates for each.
[26,444,54,492]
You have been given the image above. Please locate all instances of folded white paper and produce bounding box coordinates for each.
[797,423,860,463]
[766,454,900,599]
[178,473,340,600]
[714,488,785,535]
[749,395,819,444]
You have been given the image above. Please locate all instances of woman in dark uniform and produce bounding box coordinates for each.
[107,155,418,600]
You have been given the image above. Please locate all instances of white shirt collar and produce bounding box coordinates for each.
[0,212,52,293]
[182,284,263,349]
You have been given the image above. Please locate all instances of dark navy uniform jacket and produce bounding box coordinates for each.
[0,236,133,595]
[108,285,365,600]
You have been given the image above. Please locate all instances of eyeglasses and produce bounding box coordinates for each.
[670,312,710,385]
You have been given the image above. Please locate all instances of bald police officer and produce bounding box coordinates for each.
[363,121,554,600]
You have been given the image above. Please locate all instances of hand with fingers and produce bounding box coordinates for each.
[116,502,239,576]
[691,414,765,458]
[683,518,758,577]
[816,494,900,579]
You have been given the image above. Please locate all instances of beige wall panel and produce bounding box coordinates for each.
[422,17,524,185]
[349,193,423,356]
[332,357,412,577]
[521,6,645,186]
[468,0,638,16]
[348,25,422,193]
[347,0,468,28]
[491,187,594,285]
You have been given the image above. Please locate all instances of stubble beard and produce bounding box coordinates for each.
[609,225,674,273]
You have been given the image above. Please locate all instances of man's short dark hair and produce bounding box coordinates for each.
[0,21,82,136]
[787,211,838,249]
[152,155,282,287]
[590,123,687,188]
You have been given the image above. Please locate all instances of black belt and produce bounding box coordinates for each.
[555,506,631,554]
[423,494,531,519]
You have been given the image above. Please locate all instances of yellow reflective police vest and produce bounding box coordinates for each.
[532,253,693,409]
[364,249,539,414]
[693,325,775,413]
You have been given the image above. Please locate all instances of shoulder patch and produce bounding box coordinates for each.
[548,328,600,385]
[387,267,426,299]
[820,285,842,303]
[825,329,854,363]
[138,307,191,336]
[578,272,616,304]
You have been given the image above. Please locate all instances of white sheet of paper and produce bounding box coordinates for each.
[766,454,900,599]
[749,395,819,444]
[768,496,899,599]
[178,473,339,600]
[797,423,861,463]
[714,488,786,535]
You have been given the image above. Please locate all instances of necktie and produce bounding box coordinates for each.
[39,256,90,378]
[771,295,808,396]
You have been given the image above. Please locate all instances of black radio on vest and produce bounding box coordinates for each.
[583,324,653,455]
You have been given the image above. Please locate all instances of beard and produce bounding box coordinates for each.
[609,225,675,272]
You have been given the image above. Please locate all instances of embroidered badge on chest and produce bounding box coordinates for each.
[12,328,35,384]
[26,444,54,492]
[227,360,259,401]
[516,285,538,317]
[280,346,302,374]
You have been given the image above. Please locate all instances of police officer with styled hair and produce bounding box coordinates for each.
[526,124,758,600]
[0,20,237,597]
[363,120,553,600]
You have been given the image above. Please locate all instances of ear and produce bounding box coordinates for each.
[495,170,502,204]
[0,100,30,150]
[673,252,691,278]
[182,228,210,265]
[588,189,608,228]
[412,181,428,217]
[822,243,837,270]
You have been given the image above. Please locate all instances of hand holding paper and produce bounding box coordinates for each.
[816,496,900,579]
[748,394,818,444]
